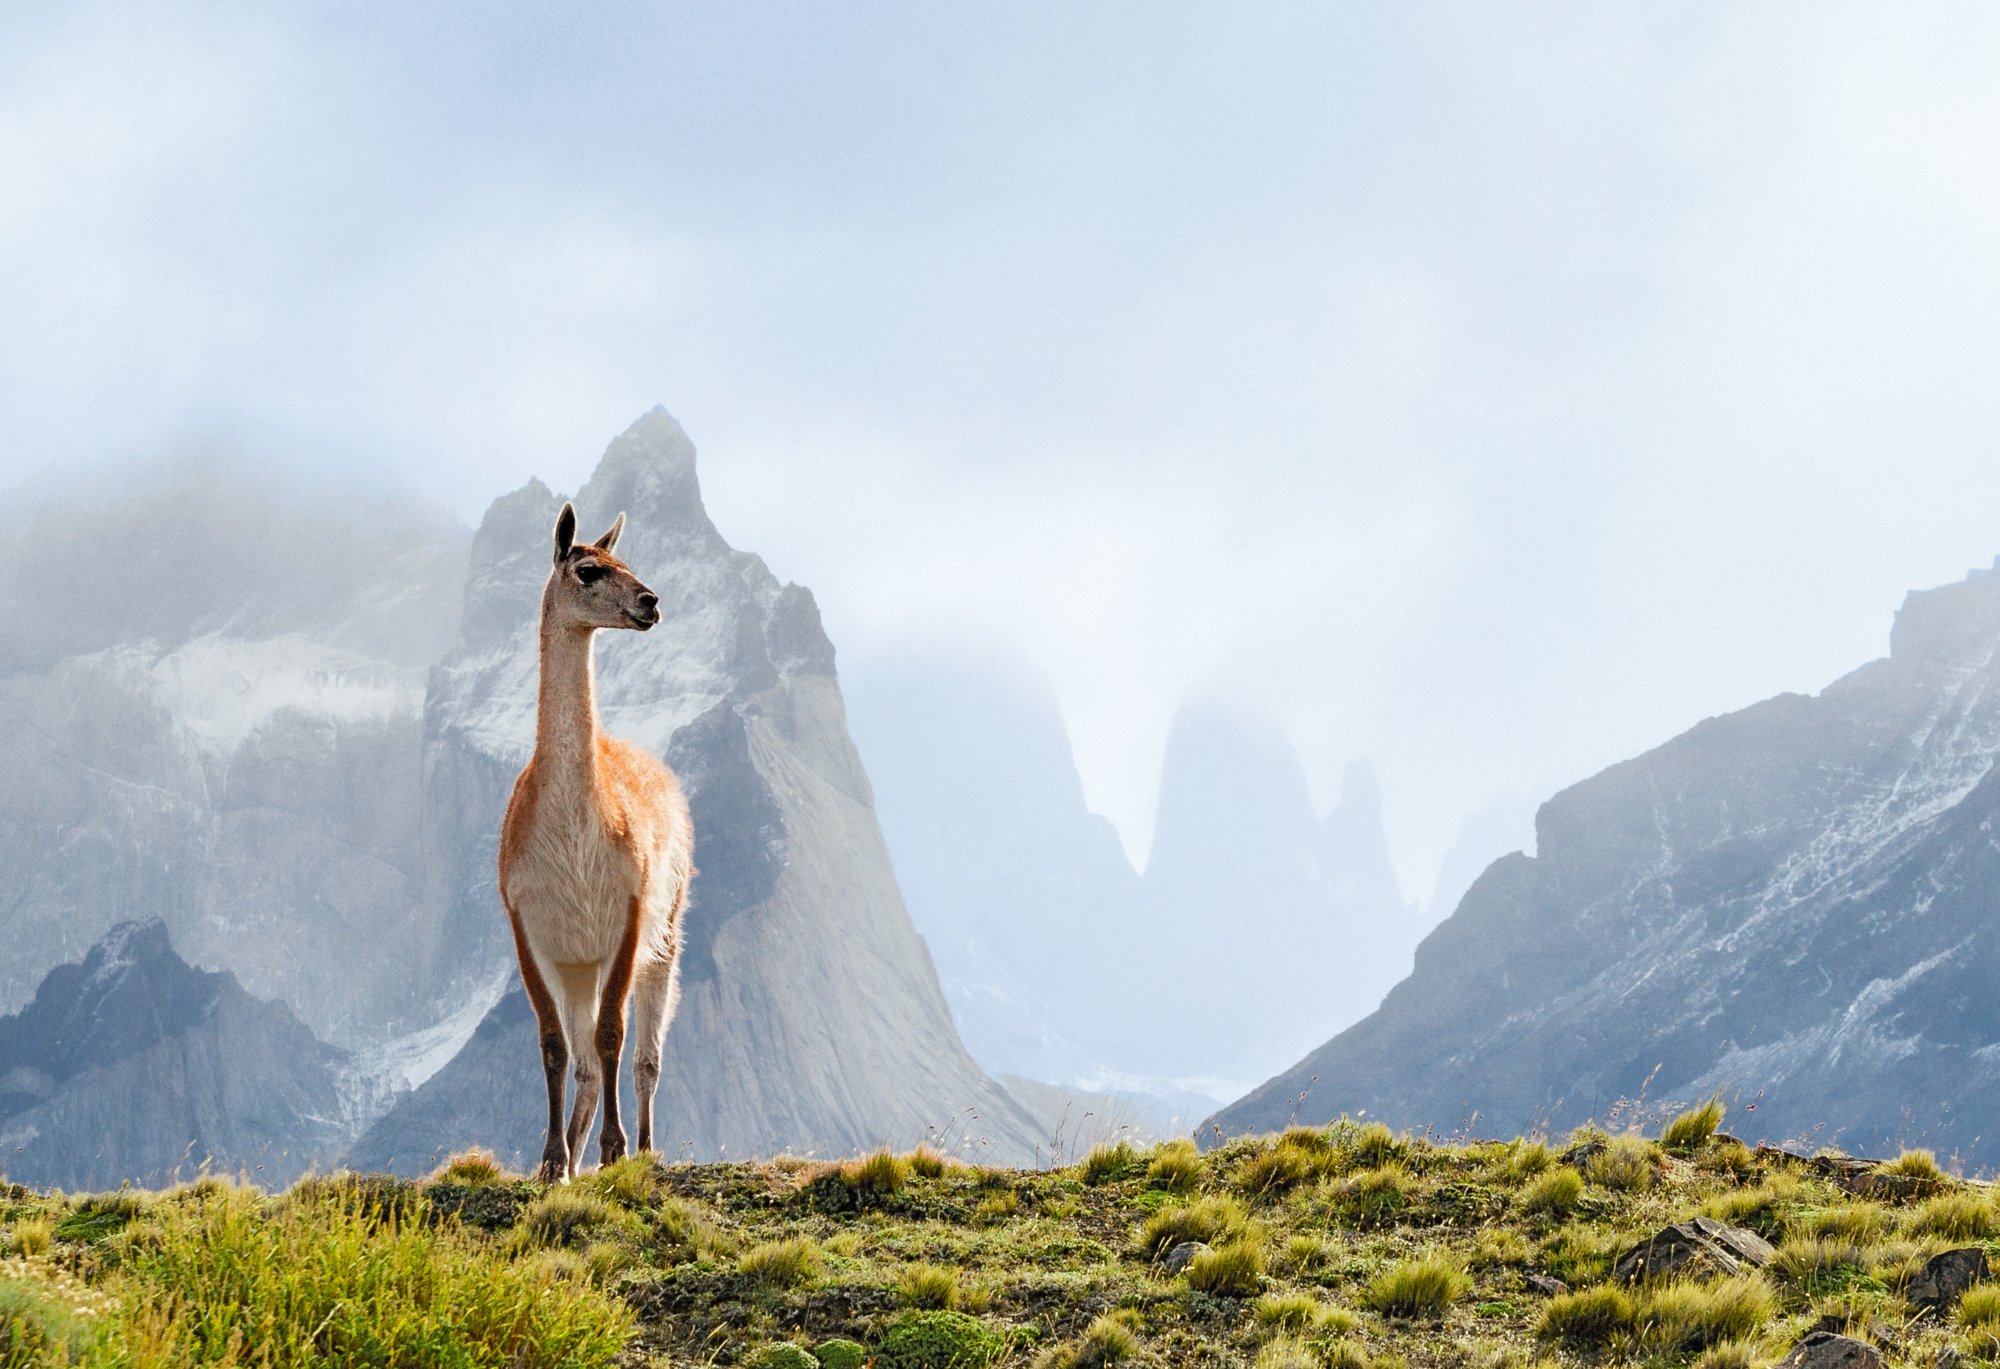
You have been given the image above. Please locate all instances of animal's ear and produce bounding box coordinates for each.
[593,512,625,553]
[553,502,577,562]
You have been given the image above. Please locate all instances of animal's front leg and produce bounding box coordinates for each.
[595,897,645,1166]
[536,1022,570,1183]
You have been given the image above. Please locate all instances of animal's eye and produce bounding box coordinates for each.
[576,563,608,585]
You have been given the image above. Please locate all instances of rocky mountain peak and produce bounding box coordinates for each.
[0,918,227,1084]
[577,406,719,549]
[1888,565,2000,669]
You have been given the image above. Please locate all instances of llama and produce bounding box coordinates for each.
[498,501,694,1181]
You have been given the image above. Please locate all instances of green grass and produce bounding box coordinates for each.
[6,1124,1993,1367]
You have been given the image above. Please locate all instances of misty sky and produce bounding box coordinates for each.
[6,3,2000,898]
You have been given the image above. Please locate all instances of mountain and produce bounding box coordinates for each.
[350,409,1041,1171]
[0,462,467,1047]
[840,653,1147,1084]
[0,920,348,1190]
[846,668,1420,1098]
[1211,562,2000,1166]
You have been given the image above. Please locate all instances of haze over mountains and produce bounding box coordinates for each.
[0,409,1423,1185]
[843,660,1425,1095]
[1216,561,2000,1168]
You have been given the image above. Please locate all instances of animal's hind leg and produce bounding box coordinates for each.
[553,962,603,1175]
[630,952,682,1155]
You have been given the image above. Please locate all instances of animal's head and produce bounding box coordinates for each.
[546,502,659,631]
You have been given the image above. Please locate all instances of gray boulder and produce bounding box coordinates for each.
[1907,1247,1989,1313]
[1611,1216,1774,1284]
[1776,1332,1884,1369]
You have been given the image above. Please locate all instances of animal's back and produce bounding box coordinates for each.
[596,736,693,967]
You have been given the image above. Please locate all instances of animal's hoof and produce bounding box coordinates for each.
[535,1151,569,1184]
[601,1137,627,1166]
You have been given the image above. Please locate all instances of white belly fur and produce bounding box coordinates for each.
[505,779,648,968]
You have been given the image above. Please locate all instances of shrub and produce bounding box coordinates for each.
[740,1237,821,1288]
[1660,1097,1725,1154]
[1634,1277,1774,1354]
[1146,1140,1204,1193]
[434,1147,507,1185]
[1911,1192,1999,1240]
[1363,1254,1470,1319]
[750,1345,820,1369]
[1081,1140,1143,1185]
[816,1339,869,1369]
[872,1310,1003,1369]
[1135,1195,1249,1260]
[1538,1284,1636,1350]
[1186,1239,1265,1297]
[1521,1168,1583,1218]
[1585,1137,1661,1192]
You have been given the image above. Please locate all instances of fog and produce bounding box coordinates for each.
[6,3,2000,897]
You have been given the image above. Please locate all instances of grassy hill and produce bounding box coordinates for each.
[4,1108,1999,1367]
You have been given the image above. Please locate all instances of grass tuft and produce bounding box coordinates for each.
[1584,1137,1661,1192]
[1186,1238,1265,1297]
[1136,1195,1250,1261]
[1877,1148,1946,1180]
[1538,1284,1635,1349]
[1363,1253,1470,1319]
[1962,1284,2000,1328]
[1911,1191,1999,1240]
[433,1147,507,1186]
[739,1236,821,1288]
[1634,1277,1774,1354]
[897,1262,964,1310]
[1520,1167,1583,1218]
[1080,1140,1143,1185]
[1146,1140,1204,1193]
[1659,1097,1725,1154]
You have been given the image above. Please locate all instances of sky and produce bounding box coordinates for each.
[6,2,2000,898]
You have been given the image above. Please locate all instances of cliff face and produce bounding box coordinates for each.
[1213,566,2000,1164]
[0,920,348,1190]
[0,473,465,1048]
[351,410,1041,1171]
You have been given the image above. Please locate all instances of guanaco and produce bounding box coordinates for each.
[498,502,693,1181]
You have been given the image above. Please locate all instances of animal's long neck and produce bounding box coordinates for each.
[534,599,600,783]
